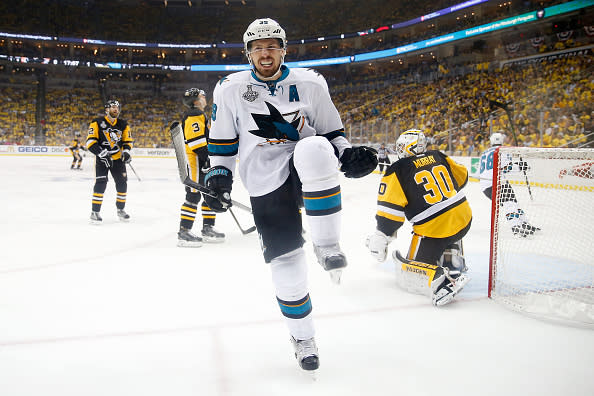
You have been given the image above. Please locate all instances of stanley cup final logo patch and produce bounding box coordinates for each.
[242,85,259,102]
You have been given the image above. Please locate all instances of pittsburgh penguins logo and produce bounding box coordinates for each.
[107,127,123,143]
[249,102,300,142]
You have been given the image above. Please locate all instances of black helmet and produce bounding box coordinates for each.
[104,99,120,110]
[182,88,205,108]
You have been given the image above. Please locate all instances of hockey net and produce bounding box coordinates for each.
[488,147,594,326]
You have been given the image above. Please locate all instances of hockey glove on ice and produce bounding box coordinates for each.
[340,146,378,178]
[97,149,113,168]
[204,166,233,212]
[121,149,132,164]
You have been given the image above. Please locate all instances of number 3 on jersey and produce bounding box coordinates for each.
[414,165,456,205]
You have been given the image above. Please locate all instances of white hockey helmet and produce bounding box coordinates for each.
[490,132,505,146]
[243,18,287,54]
[395,129,427,159]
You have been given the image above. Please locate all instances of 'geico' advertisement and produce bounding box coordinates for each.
[0,145,175,158]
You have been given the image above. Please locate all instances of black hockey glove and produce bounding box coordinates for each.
[204,166,233,212]
[200,157,211,174]
[121,150,132,164]
[97,149,113,168]
[340,146,378,178]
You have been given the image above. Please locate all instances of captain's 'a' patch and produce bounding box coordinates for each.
[249,101,300,142]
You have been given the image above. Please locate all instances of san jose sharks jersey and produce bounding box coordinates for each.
[86,116,133,160]
[208,65,350,197]
[376,150,472,239]
[479,146,522,192]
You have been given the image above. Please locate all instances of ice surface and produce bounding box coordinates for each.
[1,155,593,396]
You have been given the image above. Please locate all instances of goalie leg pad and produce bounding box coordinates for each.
[393,251,445,297]
[438,240,467,275]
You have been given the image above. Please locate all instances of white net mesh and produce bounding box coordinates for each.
[489,147,594,326]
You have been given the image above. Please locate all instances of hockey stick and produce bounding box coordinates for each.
[229,207,257,235]
[489,100,533,200]
[169,121,252,214]
[127,162,141,181]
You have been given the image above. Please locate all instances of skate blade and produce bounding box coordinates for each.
[89,219,102,225]
[328,269,342,285]
[177,240,203,248]
[118,217,130,223]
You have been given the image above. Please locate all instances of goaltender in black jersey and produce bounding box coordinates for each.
[366,129,472,306]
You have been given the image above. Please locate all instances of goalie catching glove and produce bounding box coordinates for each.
[340,146,378,178]
[97,149,113,168]
[203,166,233,212]
[365,230,394,262]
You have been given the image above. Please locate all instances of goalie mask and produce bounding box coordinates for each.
[395,129,426,159]
[243,18,286,70]
[490,132,505,146]
[182,88,206,108]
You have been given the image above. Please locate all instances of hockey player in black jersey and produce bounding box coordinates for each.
[177,88,225,247]
[69,138,83,170]
[366,129,472,306]
[86,99,133,224]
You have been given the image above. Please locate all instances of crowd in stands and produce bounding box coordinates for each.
[0,1,569,66]
[0,0,506,43]
[0,0,592,154]
[1,51,591,156]
[334,53,593,155]
[0,84,37,145]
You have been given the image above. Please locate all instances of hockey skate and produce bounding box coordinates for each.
[314,244,347,284]
[291,336,319,371]
[89,211,102,225]
[511,222,540,238]
[117,209,130,222]
[431,268,470,306]
[201,225,225,243]
[178,227,203,248]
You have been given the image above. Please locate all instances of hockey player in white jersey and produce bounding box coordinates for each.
[479,132,539,237]
[203,18,377,372]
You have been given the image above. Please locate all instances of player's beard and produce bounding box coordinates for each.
[254,58,281,79]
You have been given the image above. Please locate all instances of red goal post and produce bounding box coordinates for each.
[488,147,594,326]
